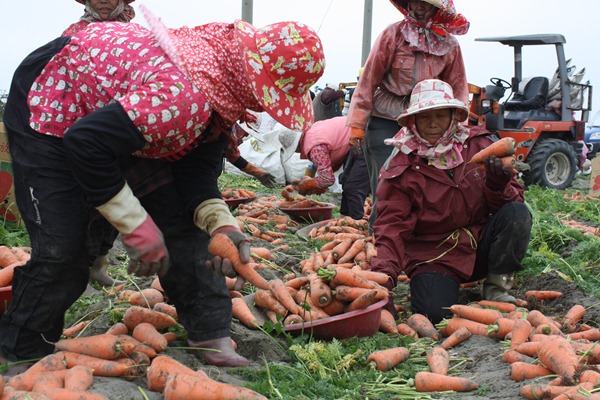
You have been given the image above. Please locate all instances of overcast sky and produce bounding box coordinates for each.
[1,0,598,119]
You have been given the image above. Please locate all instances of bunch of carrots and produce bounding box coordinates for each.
[279,185,331,209]
[221,187,256,199]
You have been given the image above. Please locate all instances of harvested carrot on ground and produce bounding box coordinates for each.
[163,371,268,400]
[64,365,95,390]
[32,372,63,391]
[116,334,157,359]
[526,310,561,334]
[54,333,125,360]
[127,288,165,308]
[537,336,580,379]
[231,297,259,329]
[208,233,270,290]
[414,371,478,392]
[132,322,168,352]
[57,351,134,377]
[349,267,391,286]
[62,320,91,338]
[440,326,472,350]
[509,318,532,350]
[562,304,586,327]
[486,317,515,339]
[519,382,594,400]
[333,285,388,302]
[7,353,67,391]
[269,278,303,315]
[253,289,289,317]
[152,302,178,321]
[122,306,178,331]
[146,354,209,392]
[407,313,440,340]
[449,304,503,325]
[567,327,600,341]
[345,290,379,312]
[502,349,535,364]
[426,347,450,375]
[524,290,563,300]
[437,317,488,337]
[0,245,19,268]
[379,309,399,334]
[105,322,129,336]
[510,361,553,382]
[477,299,517,313]
[250,247,272,260]
[330,239,352,261]
[397,323,418,338]
[366,346,410,371]
[336,239,365,264]
[469,137,516,164]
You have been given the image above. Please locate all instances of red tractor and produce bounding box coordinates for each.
[468,34,592,189]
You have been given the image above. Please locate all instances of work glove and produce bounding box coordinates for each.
[484,155,514,191]
[242,163,277,188]
[206,226,251,291]
[96,183,169,277]
[349,127,365,157]
[298,176,328,195]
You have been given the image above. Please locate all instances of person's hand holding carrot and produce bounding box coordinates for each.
[483,155,514,191]
[206,226,251,290]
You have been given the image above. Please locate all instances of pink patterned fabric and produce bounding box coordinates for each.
[63,0,136,36]
[28,22,212,159]
[307,144,335,188]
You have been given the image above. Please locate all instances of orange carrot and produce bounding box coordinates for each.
[437,317,488,337]
[105,322,129,336]
[293,288,330,321]
[162,332,178,343]
[64,365,94,390]
[510,361,553,381]
[519,382,594,400]
[330,239,352,261]
[208,233,270,290]
[122,306,178,331]
[44,388,109,400]
[333,285,388,302]
[284,276,310,290]
[364,241,377,264]
[1,387,55,399]
[31,372,63,391]
[469,137,516,164]
[54,333,125,360]
[116,334,157,359]
[56,351,133,377]
[563,304,586,326]
[318,266,381,290]
[449,304,503,325]
[414,371,478,392]
[477,299,517,313]
[426,347,450,375]
[502,349,535,364]
[579,369,600,385]
[336,239,365,264]
[407,313,439,340]
[269,278,303,315]
[62,320,91,338]
[345,289,379,312]
[253,289,289,317]
[321,297,345,316]
[524,290,563,300]
[349,267,391,286]
[486,317,515,339]
[509,318,532,350]
[439,326,472,350]
[7,353,67,391]
[250,247,272,260]
[163,371,268,400]
[307,272,333,307]
[567,328,600,341]
[10,247,31,263]
[366,347,410,371]
[283,314,304,325]
[0,245,19,268]
[397,323,418,338]
[231,297,259,329]
[526,310,561,334]
[537,336,580,379]
[0,260,25,287]
[128,288,165,308]
[152,302,178,321]
[379,309,399,334]
[515,341,541,357]
[150,277,164,293]
[132,322,168,352]
[146,354,209,392]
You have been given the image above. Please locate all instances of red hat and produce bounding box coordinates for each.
[75,0,134,3]
[235,20,325,132]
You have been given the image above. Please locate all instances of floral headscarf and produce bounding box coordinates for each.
[390,0,470,56]
[80,0,136,23]
[385,112,470,170]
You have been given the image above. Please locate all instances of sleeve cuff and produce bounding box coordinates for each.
[193,198,238,234]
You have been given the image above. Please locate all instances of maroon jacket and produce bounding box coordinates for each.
[371,127,525,285]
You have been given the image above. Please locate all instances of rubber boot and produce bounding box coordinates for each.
[89,255,124,286]
[188,337,249,367]
[483,273,517,304]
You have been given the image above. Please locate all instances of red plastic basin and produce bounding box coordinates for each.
[224,196,256,210]
[284,299,387,340]
[279,203,335,223]
[0,286,12,316]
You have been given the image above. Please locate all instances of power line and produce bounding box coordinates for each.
[316,0,334,33]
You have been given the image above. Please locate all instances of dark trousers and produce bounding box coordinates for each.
[410,201,532,324]
[363,116,401,230]
[340,154,371,220]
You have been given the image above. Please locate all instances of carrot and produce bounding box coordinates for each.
[519,382,594,400]
[477,300,517,313]
[105,322,129,336]
[44,389,110,400]
[132,322,168,352]
[397,323,418,338]
[526,310,561,334]
[349,267,391,286]
[333,285,388,302]
[330,239,353,261]
[440,326,472,350]
[407,313,439,340]
[163,371,268,400]
[426,347,450,375]
[345,289,379,312]
[8,353,67,391]
[54,333,125,360]
[524,290,563,300]
[321,297,346,316]
[152,302,178,321]
[318,266,381,290]
[486,317,515,339]
[437,317,488,337]
[307,272,333,307]
[250,247,272,260]
[208,233,270,290]
[364,241,377,264]
[509,318,532,350]
[231,297,259,329]
[253,289,289,317]
[579,369,600,385]
[0,387,52,399]
[449,304,503,325]
[510,361,554,381]
[414,371,479,392]
[379,309,399,334]
[537,336,580,379]
[115,334,157,359]
[269,278,303,315]
[366,347,410,371]
[502,349,535,364]
[122,306,178,331]
[283,314,304,325]
[56,351,135,377]
[146,355,209,392]
[62,320,91,338]
[567,328,600,341]
[128,288,165,308]
[0,260,25,287]
[150,277,164,293]
[284,276,310,290]
[563,304,586,326]
[336,239,365,264]
[31,372,63,391]
[0,245,19,268]
[10,247,31,263]
[293,289,330,321]
[469,137,516,164]
[62,365,94,391]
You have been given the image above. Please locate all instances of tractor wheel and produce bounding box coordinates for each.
[522,139,578,190]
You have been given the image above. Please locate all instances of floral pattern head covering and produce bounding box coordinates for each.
[385,79,470,169]
[389,0,470,56]
[78,0,136,23]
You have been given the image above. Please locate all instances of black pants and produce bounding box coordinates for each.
[410,201,532,324]
[340,154,371,220]
[363,116,401,230]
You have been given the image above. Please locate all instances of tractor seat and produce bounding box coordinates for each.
[504,77,549,111]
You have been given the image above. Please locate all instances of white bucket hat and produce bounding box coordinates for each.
[397,79,470,126]
[278,129,302,162]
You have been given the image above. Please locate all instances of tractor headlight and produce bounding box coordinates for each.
[589,131,600,140]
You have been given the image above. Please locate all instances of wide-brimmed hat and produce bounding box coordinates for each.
[397,79,469,126]
[278,129,302,162]
[76,0,135,3]
[235,20,325,133]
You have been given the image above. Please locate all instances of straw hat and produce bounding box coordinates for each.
[397,79,469,126]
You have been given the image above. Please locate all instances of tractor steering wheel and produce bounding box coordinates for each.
[490,77,512,90]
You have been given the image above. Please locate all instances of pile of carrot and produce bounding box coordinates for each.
[559,219,600,238]
[279,185,331,209]
[221,187,256,199]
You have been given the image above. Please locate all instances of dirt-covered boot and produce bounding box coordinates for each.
[89,255,124,286]
[188,337,249,367]
[483,273,516,304]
